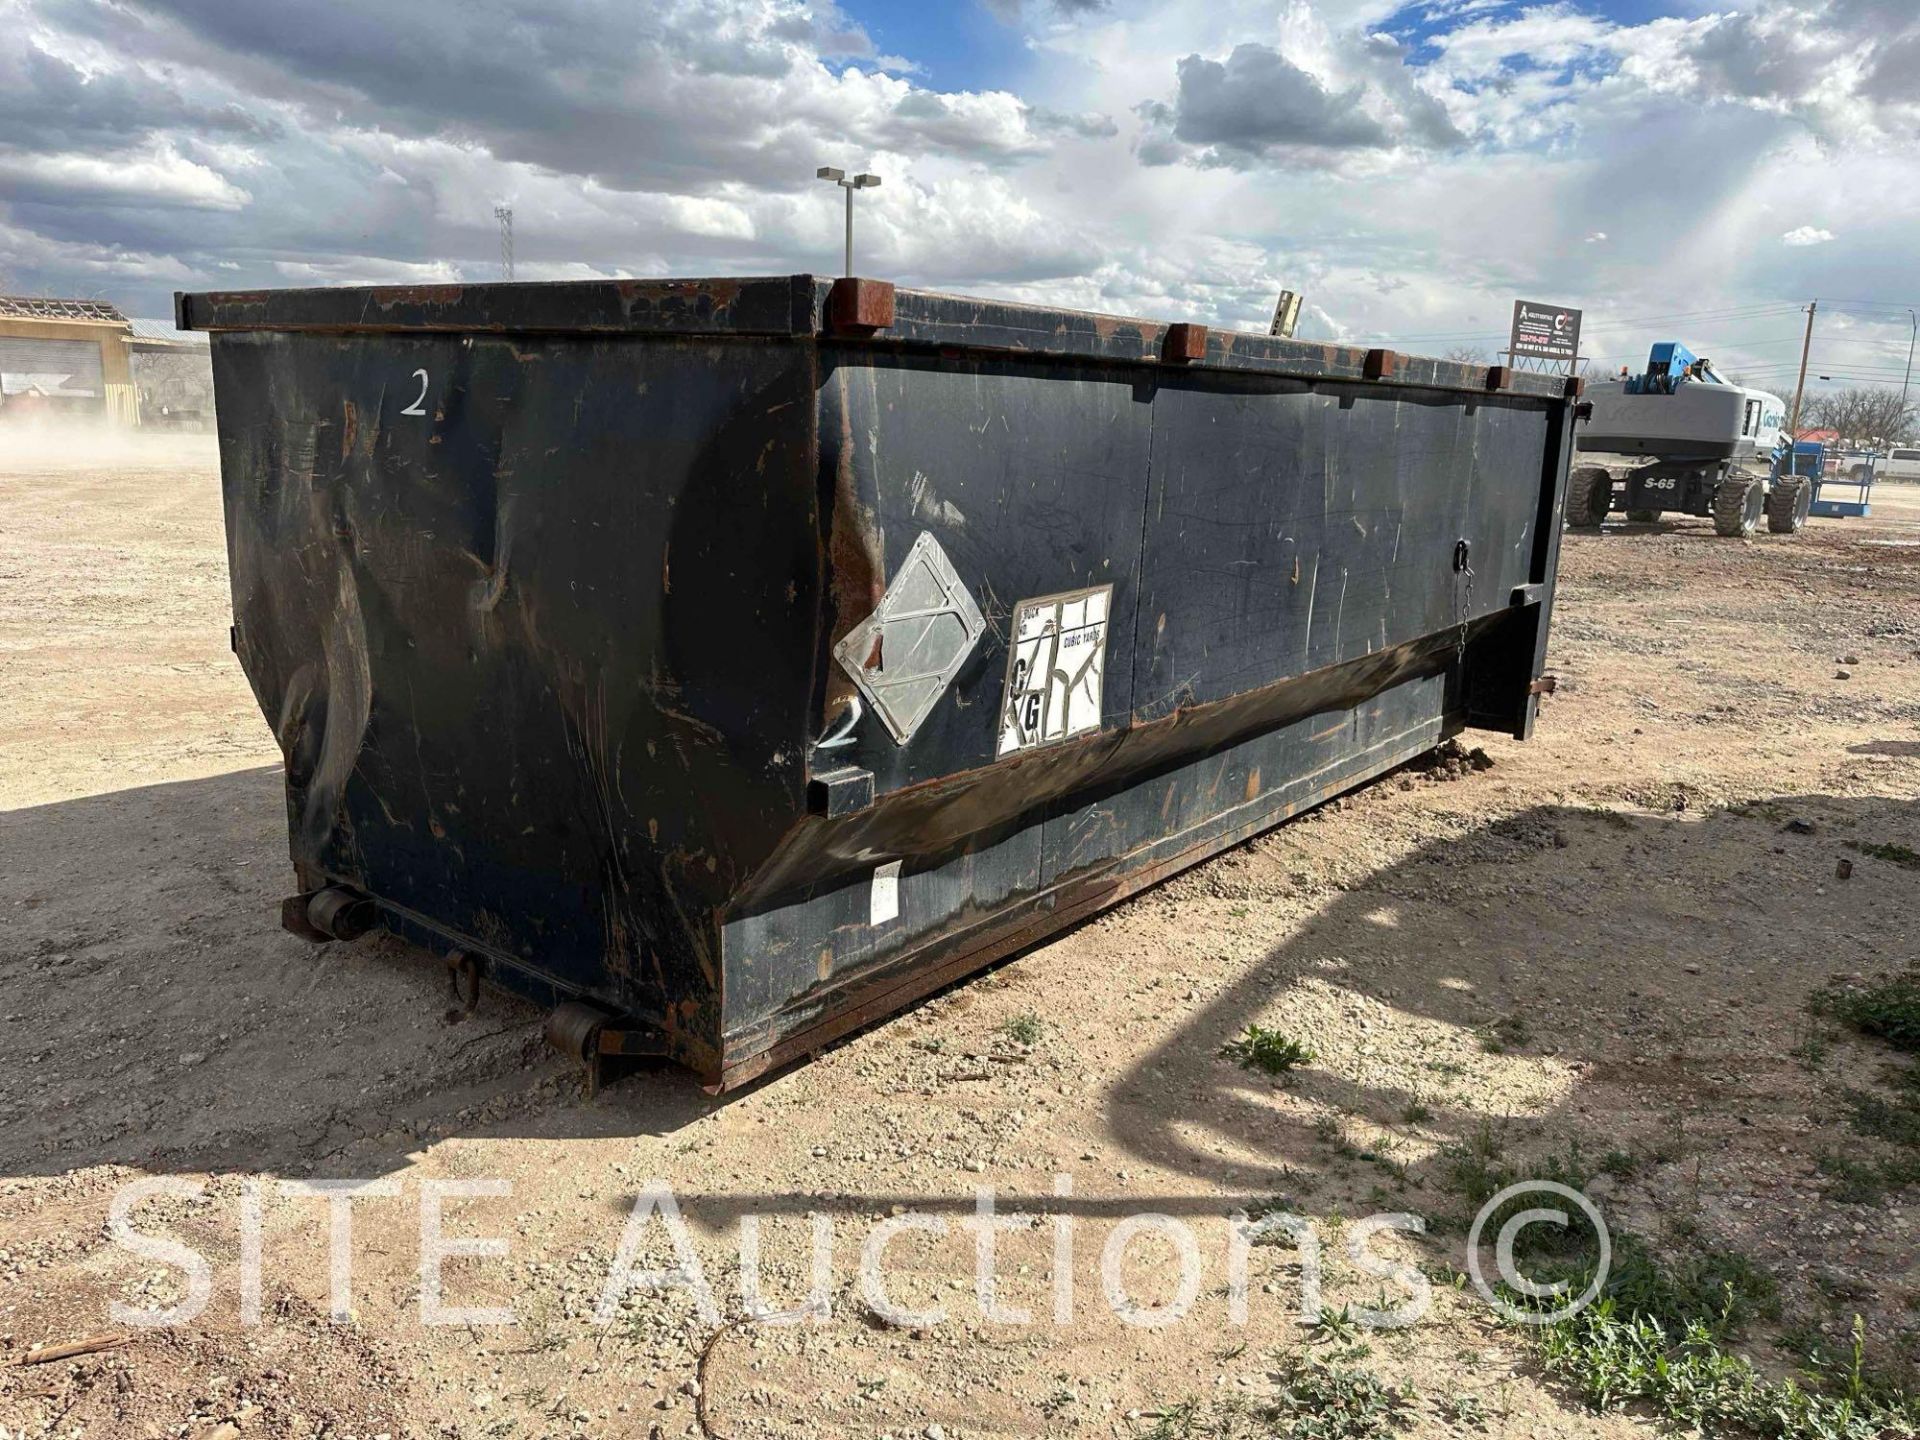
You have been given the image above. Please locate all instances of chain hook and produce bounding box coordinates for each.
[1452,539,1475,664]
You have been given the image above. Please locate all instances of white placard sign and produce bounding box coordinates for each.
[997,585,1112,756]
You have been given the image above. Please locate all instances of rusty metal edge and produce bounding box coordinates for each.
[176,274,824,339]
[177,274,1570,400]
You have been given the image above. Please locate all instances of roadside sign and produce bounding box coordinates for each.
[1269,291,1302,339]
[1509,300,1582,365]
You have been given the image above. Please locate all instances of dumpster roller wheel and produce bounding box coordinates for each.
[304,886,377,942]
[545,1001,669,1098]
[546,1001,613,1064]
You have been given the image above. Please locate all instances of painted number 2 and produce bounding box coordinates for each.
[400,368,429,416]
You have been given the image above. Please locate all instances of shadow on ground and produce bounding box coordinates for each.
[616,785,1918,1241]
[4,760,1917,1266]
[0,766,724,1179]
[1104,788,1917,1201]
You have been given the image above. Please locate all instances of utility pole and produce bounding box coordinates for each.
[1901,309,1916,432]
[1788,299,1816,437]
[494,205,515,282]
[815,167,881,276]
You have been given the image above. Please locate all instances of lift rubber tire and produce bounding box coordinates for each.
[1625,509,1660,523]
[1566,466,1613,527]
[1766,476,1812,534]
[1713,473,1764,538]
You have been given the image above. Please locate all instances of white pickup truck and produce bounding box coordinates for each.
[1843,448,1920,482]
[1881,447,1920,482]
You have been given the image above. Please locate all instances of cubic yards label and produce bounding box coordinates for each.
[997,585,1112,756]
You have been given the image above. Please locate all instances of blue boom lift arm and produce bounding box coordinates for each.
[1625,341,1728,396]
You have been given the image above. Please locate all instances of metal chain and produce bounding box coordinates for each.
[1454,543,1475,663]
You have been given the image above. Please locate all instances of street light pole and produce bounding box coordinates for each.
[493,205,514,282]
[816,167,881,276]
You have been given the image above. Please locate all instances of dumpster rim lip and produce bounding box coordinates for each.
[176,273,1573,400]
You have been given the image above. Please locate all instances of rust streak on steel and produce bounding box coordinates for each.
[827,277,895,333]
[1163,323,1207,363]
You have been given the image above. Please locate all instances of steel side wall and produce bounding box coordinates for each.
[717,354,1556,1076]
[207,313,1565,1085]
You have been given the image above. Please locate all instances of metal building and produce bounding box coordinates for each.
[0,296,137,424]
[126,318,215,430]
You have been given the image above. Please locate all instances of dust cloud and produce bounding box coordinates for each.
[0,417,218,473]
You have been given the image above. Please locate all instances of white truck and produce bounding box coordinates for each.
[1568,342,1809,537]
[1875,447,1920,483]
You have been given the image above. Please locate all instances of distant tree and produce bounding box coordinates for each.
[1444,345,1491,364]
[1804,387,1916,447]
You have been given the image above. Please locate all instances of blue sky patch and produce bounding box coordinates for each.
[839,0,1035,90]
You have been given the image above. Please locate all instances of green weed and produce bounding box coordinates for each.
[1220,1024,1315,1077]
[1309,1303,1362,1345]
[1434,1391,1490,1431]
[1817,1149,1920,1205]
[1001,1012,1044,1046]
[1843,1086,1920,1148]
[1537,1307,1917,1438]
[1138,1398,1212,1439]
[1477,1014,1533,1054]
[1794,1026,1837,1070]
[1813,973,1920,1053]
[1262,1352,1415,1439]
[1844,840,1920,872]
[1599,1148,1638,1180]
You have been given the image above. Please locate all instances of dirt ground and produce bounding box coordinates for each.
[3,437,1919,1440]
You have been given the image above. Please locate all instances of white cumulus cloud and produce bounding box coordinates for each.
[0,0,1912,393]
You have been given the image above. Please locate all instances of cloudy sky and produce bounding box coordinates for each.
[3,0,1916,393]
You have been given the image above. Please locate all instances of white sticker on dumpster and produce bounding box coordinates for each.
[871,859,902,927]
[997,584,1112,756]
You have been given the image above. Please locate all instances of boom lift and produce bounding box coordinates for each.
[1567,342,1810,537]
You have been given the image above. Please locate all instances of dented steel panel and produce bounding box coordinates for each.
[188,274,1573,1088]
[212,326,821,1076]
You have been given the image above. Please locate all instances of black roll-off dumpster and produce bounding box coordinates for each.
[179,275,1576,1089]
